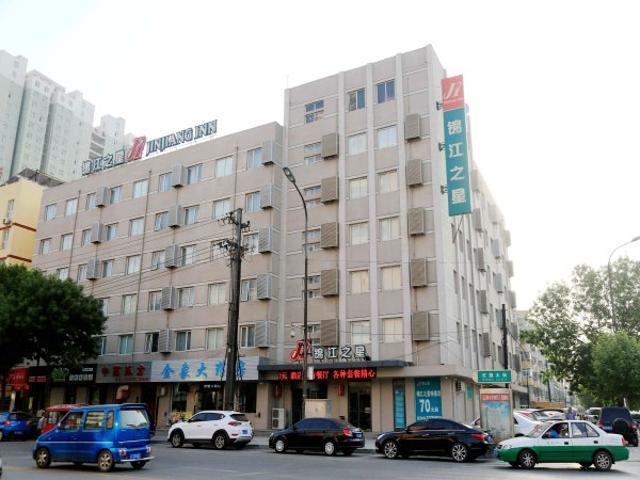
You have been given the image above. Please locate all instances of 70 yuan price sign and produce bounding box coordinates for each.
[415,377,442,420]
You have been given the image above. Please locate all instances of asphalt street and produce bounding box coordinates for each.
[1,440,640,480]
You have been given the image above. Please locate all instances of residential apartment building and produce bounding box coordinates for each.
[89,115,135,160]
[30,45,521,431]
[0,50,28,180]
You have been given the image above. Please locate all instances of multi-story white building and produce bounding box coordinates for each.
[0,50,28,181]
[30,45,523,431]
[89,115,135,161]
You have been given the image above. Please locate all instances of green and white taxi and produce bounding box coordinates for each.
[496,420,629,471]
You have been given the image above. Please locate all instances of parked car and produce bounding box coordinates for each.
[587,407,602,423]
[269,417,364,456]
[33,403,153,472]
[470,411,540,437]
[0,411,37,440]
[376,418,494,462]
[39,404,86,435]
[168,410,253,449]
[496,420,629,471]
[597,407,638,447]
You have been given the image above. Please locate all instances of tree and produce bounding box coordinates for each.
[591,333,640,408]
[521,257,640,404]
[0,264,106,408]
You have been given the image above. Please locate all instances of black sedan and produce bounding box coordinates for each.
[269,417,365,456]
[375,418,494,462]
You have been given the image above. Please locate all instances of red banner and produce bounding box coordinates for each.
[441,75,465,112]
[7,367,28,385]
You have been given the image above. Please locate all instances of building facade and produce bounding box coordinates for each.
[31,45,522,431]
[89,115,135,161]
[0,50,28,180]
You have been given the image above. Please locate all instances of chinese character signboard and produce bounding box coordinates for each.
[277,367,377,382]
[476,370,513,384]
[441,75,472,216]
[51,365,97,384]
[150,357,259,383]
[96,363,151,383]
[289,343,368,362]
[480,388,513,441]
[415,377,442,419]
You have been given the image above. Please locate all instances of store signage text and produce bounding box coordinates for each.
[149,357,259,382]
[278,367,377,382]
[51,365,96,383]
[289,341,368,362]
[476,370,513,384]
[415,377,442,419]
[97,363,151,383]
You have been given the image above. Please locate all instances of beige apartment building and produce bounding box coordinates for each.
[31,45,521,431]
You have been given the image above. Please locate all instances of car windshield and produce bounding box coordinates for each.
[527,421,554,437]
[120,409,149,429]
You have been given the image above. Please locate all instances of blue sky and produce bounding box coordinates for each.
[2,0,640,307]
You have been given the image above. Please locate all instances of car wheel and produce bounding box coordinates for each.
[450,442,469,463]
[509,461,519,468]
[343,449,355,456]
[323,440,336,456]
[35,447,51,469]
[170,431,184,448]
[593,450,613,472]
[213,432,228,450]
[631,437,639,447]
[383,440,400,459]
[131,461,147,470]
[274,438,286,453]
[517,449,536,469]
[97,449,115,473]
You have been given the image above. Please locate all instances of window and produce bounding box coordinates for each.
[151,250,165,270]
[240,325,255,348]
[148,290,162,311]
[1,230,8,250]
[57,267,69,280]
[98,298,109,316]
[122,294,137,314]
[44,204,56,221]
[238,383,257,413]
[60,233,73,251]
[60,411,83,431]
[378,170,398,193]
[77,264,87,281]
[119,334,133,354]
[379,217,400,241]
[175,330,192,351]
[304,186,321,208]
[304,142,322,165]
[39,238,51,254]
[101,259,114,278]
[159,172,172,192]
[304,100,324,123]
[144,332,159,353]
[125,255,141,274]
[98,336,107,355]
[208,283,226,305]
[154,211,168,231]
[5,199,14,218]
[133,179,148,198]
[303,274,321,299]
[377,125,397,149]
[85,193,96,210]
[65,198,78,216]
[206,327,224,350]
[184,205,199,225]
[350,270,369,294]
[571,422,599,438]
[240,278,257,301]
[243,233,258,255]
[383,317,403,343]
[348,88,365,111]
[81,228,91,246]
[211,241,225,261]
[177,286,195,308]
[245,191,261,212]
[351,321,370,344]
[348,133,367,155]
[381,265,402,290]
[181,245,196,266]
[129,217,144,236]
[109,186,122,204]
[215,156,233,177]
[246,147,262,169]
[377,79,395,103]
[105,223,118,241]
[349,222,369,245]
[349,177,368,199]
[303,229,321,253]
[213,198,231,220]
[186,163,203,184]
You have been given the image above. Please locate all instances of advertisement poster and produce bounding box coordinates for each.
[415,377,442,419]
[480,388,513,441]
[393,383,406,430]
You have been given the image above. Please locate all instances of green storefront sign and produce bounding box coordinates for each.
[476,370,512,384]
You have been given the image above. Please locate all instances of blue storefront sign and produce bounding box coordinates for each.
[443,107,472,216]
[393,384,406,430]
[415,377,442,419]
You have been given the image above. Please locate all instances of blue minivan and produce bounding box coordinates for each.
[33,403,154,472]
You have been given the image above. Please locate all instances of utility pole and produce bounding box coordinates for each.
[501,303,508,371]
[220,208,250,411]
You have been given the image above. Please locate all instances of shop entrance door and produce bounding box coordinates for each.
[348,384,372,431]
[140,384,157,429]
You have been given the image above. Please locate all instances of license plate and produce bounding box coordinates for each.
[242,430,248,434]
[130,453,141,460]
[355,433,362,437]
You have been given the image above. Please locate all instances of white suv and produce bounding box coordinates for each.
[168,411,253,450]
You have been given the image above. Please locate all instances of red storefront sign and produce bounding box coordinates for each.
[97,363,151,383]
[278,367,377,382]
[7,368,28,385]
[441,75,465,112]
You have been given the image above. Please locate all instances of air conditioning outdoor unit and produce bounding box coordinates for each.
[272,408,286,430]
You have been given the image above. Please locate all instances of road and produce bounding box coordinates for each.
[1,440,640,479]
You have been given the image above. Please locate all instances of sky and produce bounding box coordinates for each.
[1,0,639,308]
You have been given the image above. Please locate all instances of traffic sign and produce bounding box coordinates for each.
[476,370,513,384]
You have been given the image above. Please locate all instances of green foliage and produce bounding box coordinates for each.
[522,257,640,406]
[591,333,640,408]
[0,264,106,390]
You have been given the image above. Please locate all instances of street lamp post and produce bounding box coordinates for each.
[607,236,640,331]
[283,167,309,414]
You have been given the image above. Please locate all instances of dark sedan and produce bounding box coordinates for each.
[375,418,494,462]
[269,417,365,456]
